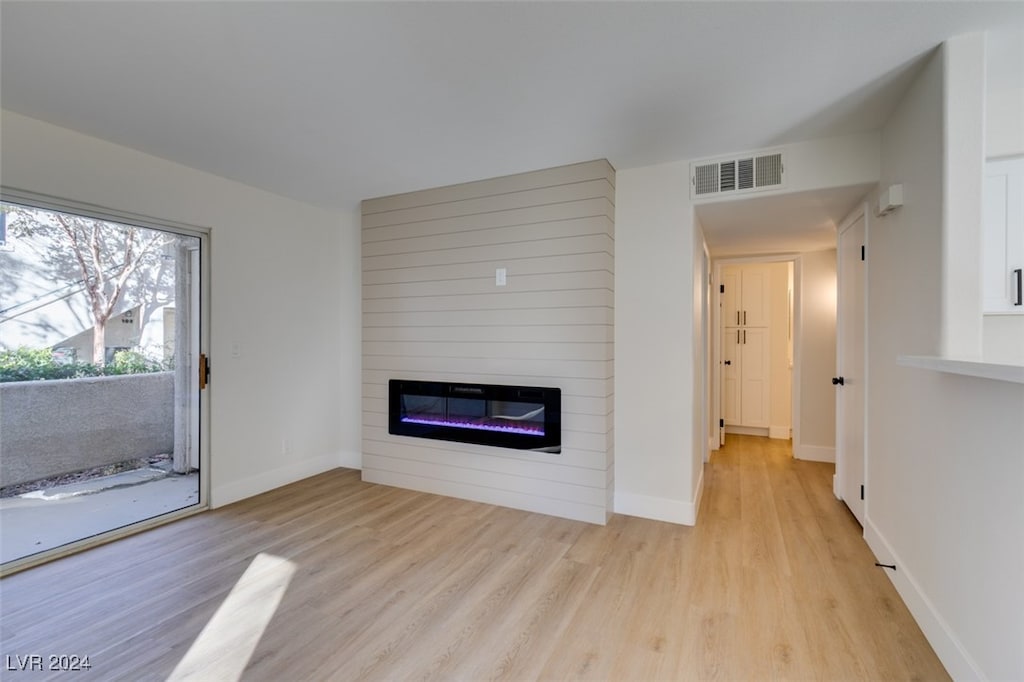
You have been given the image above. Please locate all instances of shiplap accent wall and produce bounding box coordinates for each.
[361,159,614,524]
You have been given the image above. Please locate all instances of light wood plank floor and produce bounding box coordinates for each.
[0,435,948,681]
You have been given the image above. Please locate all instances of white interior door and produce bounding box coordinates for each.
[837,214,866,524]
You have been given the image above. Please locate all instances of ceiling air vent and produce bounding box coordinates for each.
[720,161,736,192]
[690,150,785,199]
[737,158,754,190]
[694,163,719,195]
[756,153,783,187]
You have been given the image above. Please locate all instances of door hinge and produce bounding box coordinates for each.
[720,284,725,293]
[199,353,210,390]
[860,484,865,500]
[861,245,865,261]
[719,419,724,428]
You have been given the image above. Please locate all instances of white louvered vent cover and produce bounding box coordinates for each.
[691,151,785,198]
[694,163,719,195]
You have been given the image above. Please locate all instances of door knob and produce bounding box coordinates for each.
[724,360,732,365]
[832,376,845,386]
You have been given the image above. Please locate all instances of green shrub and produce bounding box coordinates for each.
[107,349,167,375]
[0,346,167,382]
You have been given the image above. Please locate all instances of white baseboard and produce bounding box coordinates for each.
[768,425,791,440]
[725,425,769,437]
[211,453,340,508]
[615,469,703,526]
[793,443,835,462]
[363,468,607,524]
[864,519,983,681]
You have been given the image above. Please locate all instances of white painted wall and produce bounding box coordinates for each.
[794,249,837,462]
[986,86,1024,159]
[781,132,881,193]
[983,315,1024,364]
[985,30,1024,159]
[942,34,986,359]
[691,217,708,508]
[0,110,363,507]
[863,39,1024,681]
[615,159,700,524]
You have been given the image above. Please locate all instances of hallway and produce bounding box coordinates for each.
[697,434,947,679]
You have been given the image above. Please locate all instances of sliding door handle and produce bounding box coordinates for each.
[199,353,210,389]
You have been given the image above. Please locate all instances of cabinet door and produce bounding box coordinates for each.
[984,157,1024,313]
[722,267,741,327]
[740,266,771,327]
[722,327,741,425]
[739,327,771,427]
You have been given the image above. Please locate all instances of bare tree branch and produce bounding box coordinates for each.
[19,210,173,365]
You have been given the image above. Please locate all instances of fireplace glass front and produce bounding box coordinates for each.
[389,380,561,453]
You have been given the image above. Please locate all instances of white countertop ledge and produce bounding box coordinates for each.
[897,356,1024,384]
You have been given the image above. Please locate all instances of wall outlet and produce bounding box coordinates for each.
[495,267,507,287]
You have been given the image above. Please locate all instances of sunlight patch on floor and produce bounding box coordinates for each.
[168,552,295,681]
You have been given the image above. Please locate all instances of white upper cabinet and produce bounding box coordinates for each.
[984,156,1024,314]
[722,264,771,328]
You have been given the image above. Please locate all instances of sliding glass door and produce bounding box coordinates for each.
[0,194,208,571]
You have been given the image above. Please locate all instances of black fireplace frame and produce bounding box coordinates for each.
[389,379,561,453]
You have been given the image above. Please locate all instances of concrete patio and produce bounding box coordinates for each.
[0,469,199,564]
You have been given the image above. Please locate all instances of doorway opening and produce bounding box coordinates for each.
[698,186,866,523]
[0,194,209,572]
[712,257,795,453]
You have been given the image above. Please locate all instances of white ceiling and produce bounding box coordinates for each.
[2,1,1022,255]
[695,184,877,258]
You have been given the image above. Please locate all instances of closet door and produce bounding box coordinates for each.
[722,268,741,326]
[740,265,771,327]
[721,263,773,430]
[739,327,771,427]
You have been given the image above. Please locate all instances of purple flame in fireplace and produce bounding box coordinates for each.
[400,415,544,436]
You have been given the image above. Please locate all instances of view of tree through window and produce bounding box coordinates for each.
[1,203,184,375]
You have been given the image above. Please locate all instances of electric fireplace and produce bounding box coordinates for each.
[389,379,561,453]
